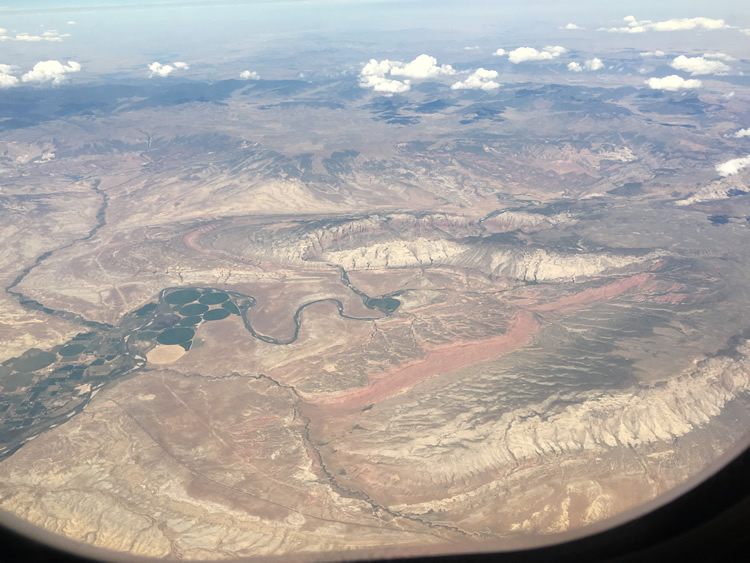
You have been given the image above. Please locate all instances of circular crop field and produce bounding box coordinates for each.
[156,327,195,345]
[180,303,209,316]
[178,316,203,326]
[199,292,229,305]
[203,308,231,321]
[222,301,240,315]
[13,350,57,372]
[165,289,201,305]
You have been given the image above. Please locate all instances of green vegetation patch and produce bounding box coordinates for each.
[12,349,57,372]
[178,316,203,326]
[199,292,229,305]
[165,289,201,305]
[2,371,32,392]
[203,308,231,321]
[365,297,401,315]
[221,301,240,315]
[157,327,195,345]
[58,344,86,357]
[134,303,157,317]
[180,303,209,316]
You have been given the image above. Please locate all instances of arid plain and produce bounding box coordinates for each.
[1,56,750,560]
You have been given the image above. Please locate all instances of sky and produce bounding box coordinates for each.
[0,1,748,83]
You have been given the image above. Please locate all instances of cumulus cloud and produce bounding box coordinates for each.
[464,46,480,51]
[239,70,259,80]
[584,57,603,70]
[704,52,735,61]
[493,48,506,56]
[716,155,750,177]
[3,30,70,42]
[646,74,702,91]
[733,128,750,138]
[640,50,665,57]
[147,61,189,78]
[564,23,584,30]
[358,54,455,93]
[14,33,42,42]
[360,74,410,93]
[21,60,80,85]
[148,62,173,77]
[568,58,604,72]
[389,54,455,79]
[0,64,18,88]
[602,15,729,34]
[451,68,500,91]
[359,60,410,93]
[507,45,568,64]
[670,55,729,75]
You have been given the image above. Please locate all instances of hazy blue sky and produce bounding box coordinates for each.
[1,1,748,81]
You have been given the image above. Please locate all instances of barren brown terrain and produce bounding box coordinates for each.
[1,31,750,561]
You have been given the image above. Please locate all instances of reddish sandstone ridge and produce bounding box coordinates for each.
[182,224,215,254]
[306,310,539,412]
[531,273,658,313]
[306,272,667,414]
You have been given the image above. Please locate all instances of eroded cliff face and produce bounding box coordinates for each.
[208,212,661,282]
[343,343,750,478]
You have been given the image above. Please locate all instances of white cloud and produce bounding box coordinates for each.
[567,58,602,72]
[716,155,750,177]
[0,64,18,88]
[148,62,173,77]
[148,61,189,78]
[650,17,729,31]
[704,52,735,61]
[507,45,568,64]
[602,16,729,34]
[585,57,603,71]
[359,58,410,93]
[733,128,750,138]
[389,54,455,79]
[358,54,455,93]
[239,70,259,80]
[360,74,411,93]
[670,55,729,75]
[646,74,702,91]
[21,60,81,85]
[742,29,750,36]
[640,50,665,57]
[8,30,69,42]
[464,46,480,51]
[15,33,42,42]
[451,68,500,91]
[67,21,76,25]
[564,23,585,30]
[493,48,505,56]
